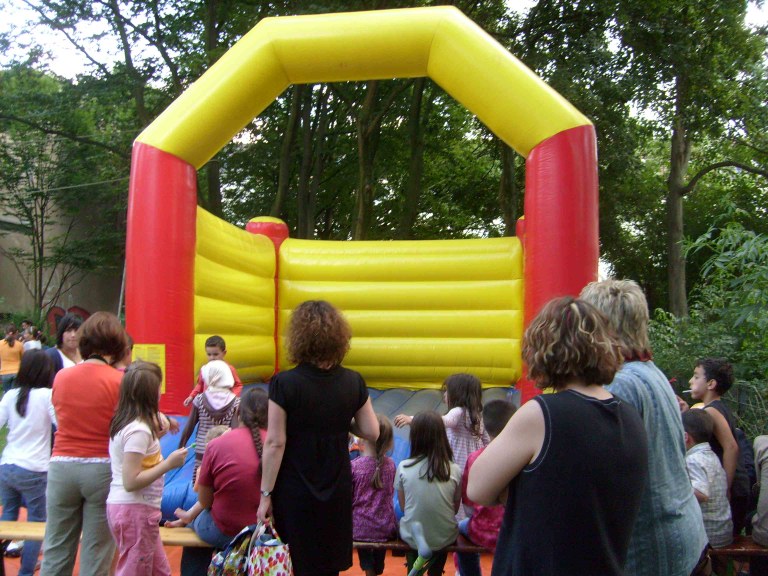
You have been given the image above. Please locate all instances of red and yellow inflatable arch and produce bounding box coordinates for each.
[126,6,598,414]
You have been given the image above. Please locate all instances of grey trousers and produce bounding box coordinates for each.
[40,461,115,576]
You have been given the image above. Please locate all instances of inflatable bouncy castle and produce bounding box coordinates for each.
[125,6,599,416]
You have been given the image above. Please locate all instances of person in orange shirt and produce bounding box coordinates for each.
[0,324,24,392]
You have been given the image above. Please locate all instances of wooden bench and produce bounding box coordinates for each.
[354,535,487,556]
[709,534,768,560]
[0,521,487,575]
[0,521,208,576]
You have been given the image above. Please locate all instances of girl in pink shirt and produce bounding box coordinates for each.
[107,361,187,576]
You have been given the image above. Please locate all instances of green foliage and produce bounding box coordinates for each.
[0,65,127,316]
[650,221,768,437]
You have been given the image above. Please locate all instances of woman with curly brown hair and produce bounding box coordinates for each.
[468,296,649,576]
[258,300,379,576]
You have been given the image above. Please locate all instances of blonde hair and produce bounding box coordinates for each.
[523,297,622,390]
[579,279,651,360]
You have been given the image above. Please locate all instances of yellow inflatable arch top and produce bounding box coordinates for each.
[126,6,599,413]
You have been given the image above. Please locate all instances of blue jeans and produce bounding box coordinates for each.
[0,464,47,576]
[457,518,482,576]
[180,509,229,576]
[1,374,16,394]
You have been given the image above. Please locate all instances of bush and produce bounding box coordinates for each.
[649,222,768,438]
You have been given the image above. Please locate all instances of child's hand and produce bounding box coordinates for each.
[183,396,193,407]
[393,414,412,428]
[166,447,188,469]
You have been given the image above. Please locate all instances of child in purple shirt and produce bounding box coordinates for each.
[351,414,397,576]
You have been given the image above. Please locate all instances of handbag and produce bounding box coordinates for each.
[208,523,263,576]
[246,519,293,576]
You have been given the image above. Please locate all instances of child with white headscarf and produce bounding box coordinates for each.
[178,360,240,477]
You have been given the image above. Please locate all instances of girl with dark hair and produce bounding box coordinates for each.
[175,387,269,574]
[395,411,462,576]
[0,323,23,392]
[44,313,83,373]
[0,350,57,576]
[352,414,397,576]
[258,300,379,576]
[394,373,489,522]
[107,361,187,576]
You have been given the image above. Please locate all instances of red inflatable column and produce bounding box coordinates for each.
[126,142,197,415]
[520,125,599,402]
[246,217,290,374]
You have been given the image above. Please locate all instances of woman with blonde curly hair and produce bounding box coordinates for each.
[468,296,649,576]
[258,300,379,576]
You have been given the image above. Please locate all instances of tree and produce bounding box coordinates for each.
[0,66,126,315]
[616,0,768,316]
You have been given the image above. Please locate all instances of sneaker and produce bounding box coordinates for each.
[5,539,24,557]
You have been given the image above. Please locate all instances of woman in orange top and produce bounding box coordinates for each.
[0,324,23,392]
[40,312,129,576]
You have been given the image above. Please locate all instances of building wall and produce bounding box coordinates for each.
[0,217,122,320]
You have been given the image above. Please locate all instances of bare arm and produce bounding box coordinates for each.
[257,400,287,522]
[706,406,739,490]
[350,397,378,443]
[467,398,545,506]
[694,489,708,503]
[122,447,187,492]
[197,483,214,509]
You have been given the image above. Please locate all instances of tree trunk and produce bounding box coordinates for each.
[302,86,330,240]
[353,81,380,240]
[397,78,427,239]
[666,79,691,317]
[271,85,303,218]
[296,86,315,239]
[498,142,518,236]
[205,159,222,217]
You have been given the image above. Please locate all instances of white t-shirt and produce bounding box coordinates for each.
[107,420,164,508]
[0,387,56,472]
[395,457,462,551]
[22,341,41,352]
[58,349,76,370]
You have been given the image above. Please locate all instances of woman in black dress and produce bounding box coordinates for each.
[258,300,379,576]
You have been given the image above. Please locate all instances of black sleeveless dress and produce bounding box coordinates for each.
[491,390,649,576]
[270,363,368,576]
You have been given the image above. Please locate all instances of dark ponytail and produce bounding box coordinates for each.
[14,351,54,417]
[370,414,394,490]
[239,388,268,474]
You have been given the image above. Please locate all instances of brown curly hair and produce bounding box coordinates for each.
[286,300,351,367]
[523,296,622,391]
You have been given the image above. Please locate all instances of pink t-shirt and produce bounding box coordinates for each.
[461,447,504,550]
[197,426,264,536]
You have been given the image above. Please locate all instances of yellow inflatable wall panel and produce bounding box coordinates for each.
[137,6,590,169]
[194,208,276,383]
[277,236,523,389]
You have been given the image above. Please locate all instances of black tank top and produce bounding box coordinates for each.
[706,399,750,500]
[491,390,648,576]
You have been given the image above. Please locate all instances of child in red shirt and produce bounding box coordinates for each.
[183,335,242,406]
[458,399,517,576]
